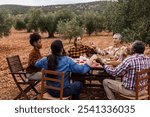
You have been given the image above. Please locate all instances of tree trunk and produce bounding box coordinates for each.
[34,28,38,33]
[48,32,55,38]
[68,38,72,43]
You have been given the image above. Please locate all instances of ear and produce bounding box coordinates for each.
[131,47,135,54]
[33,42,37,46]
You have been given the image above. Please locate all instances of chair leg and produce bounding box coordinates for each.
[14,83,30,100]
[30,81,40,95]
[14,81,40,100]
[14,89,29,100]
[32,87,39,94]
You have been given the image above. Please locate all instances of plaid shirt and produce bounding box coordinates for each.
[104,54,150,91]
[68,45,97,58]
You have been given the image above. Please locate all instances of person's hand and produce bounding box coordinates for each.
[96,58,104,66]
[86,54,97,66]
[90,54,97,61]
[96,49,107,55]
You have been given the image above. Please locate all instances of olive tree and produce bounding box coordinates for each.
[38,12,57,38]
[105,0,150,44]
[0,11,12,37]
[26,8,43,32]
[57,18,83,43]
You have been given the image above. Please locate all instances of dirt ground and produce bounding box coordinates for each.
[0,29,149,100]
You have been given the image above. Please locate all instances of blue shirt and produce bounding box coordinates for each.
[35,56,90,88]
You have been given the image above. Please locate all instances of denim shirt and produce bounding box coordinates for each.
[35,56,90,88]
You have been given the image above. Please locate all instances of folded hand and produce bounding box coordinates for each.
[96,58,104,66]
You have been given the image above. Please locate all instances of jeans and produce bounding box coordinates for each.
[48,81,83,100]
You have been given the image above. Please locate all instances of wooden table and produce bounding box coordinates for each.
[70,66,115,99]
[70,66,115,84]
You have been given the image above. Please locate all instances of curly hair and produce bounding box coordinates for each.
[29,33,41,46]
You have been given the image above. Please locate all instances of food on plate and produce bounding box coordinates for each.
[91,63,100,67]
[80,61,84,63]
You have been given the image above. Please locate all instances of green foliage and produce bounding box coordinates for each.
[26,8,43,32]
[82,11,104,35]
[38,12,57,38]
[103,2,117,31]
[14,17,26,30]
[0,11,12,37]
[56,9,76,22]
[104,0,150,44]
[0,1,111,38]
[23,15,32,32]
[57,18,83,42]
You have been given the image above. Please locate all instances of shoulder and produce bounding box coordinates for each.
[29,49,35,55]
[142,54,150,59]
[39,57,48,62]
[29,48,40,56]
[105,46,113,50]
[58,56,75,66]
[81,45,91,50]
[59,56,72,62]
[69,45,75,49]
[68,45,76,51]
[83,45,90,48]
[122,55,135,63]
[65,56,73,62]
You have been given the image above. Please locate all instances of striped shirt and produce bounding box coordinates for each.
[104,54,150,91]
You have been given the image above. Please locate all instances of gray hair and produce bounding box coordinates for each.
[113,33,123,40]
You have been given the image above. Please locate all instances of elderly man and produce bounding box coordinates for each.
[96,40,150,99]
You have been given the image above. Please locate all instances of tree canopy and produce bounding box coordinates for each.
[103,0,150,44]
[0,11,12,37]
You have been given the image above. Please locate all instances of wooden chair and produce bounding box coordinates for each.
[6,55,40,100]
[120,68,150,100]
[40,69,70,100]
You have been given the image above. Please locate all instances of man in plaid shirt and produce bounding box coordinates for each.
[96,40,150,99]
[68,37,97,58]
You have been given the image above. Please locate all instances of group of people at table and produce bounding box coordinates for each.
[25,33,150,100]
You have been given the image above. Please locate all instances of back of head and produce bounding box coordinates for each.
[51,40,63,56]
[132,40,145,54]
[113,33,123,40]
[48,40,64,71]
[29,33,41,46]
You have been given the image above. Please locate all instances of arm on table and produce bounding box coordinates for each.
[105,60,121,67]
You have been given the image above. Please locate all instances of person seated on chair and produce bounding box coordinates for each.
[26,33,42,80]
[96,33,130,67]
[96,40,150,100]
[68,36,97,58]
[35,40,97,100]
